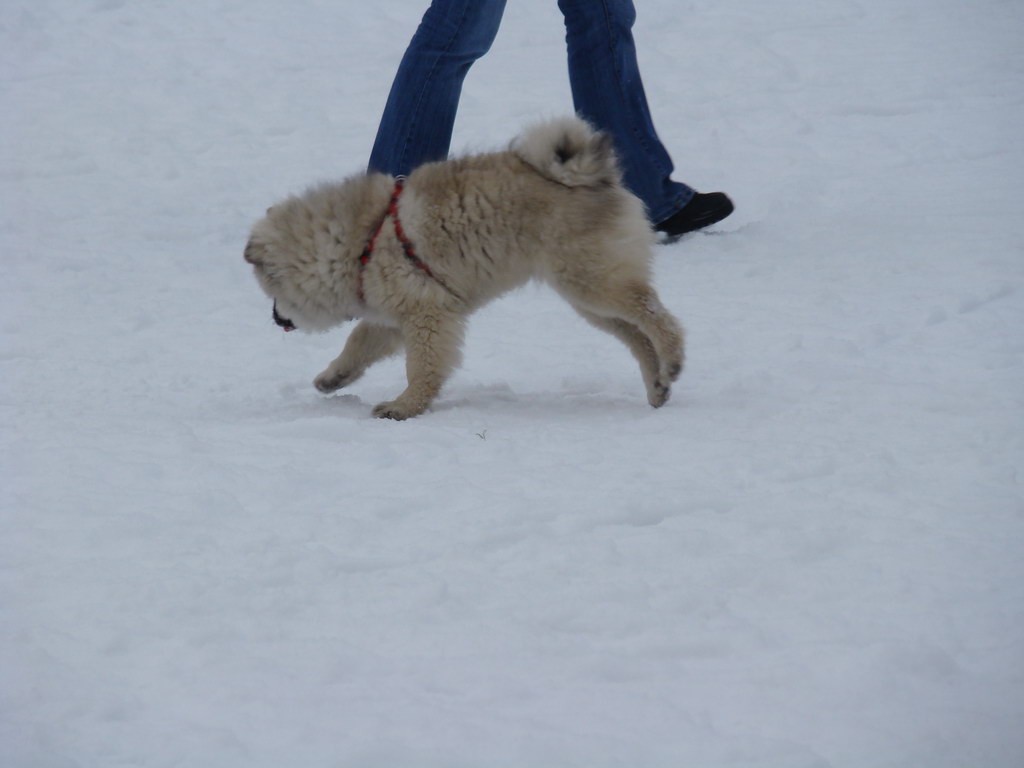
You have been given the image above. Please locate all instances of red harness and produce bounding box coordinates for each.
[356,178,437,304]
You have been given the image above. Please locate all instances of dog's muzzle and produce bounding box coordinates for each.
[272,302,296,332]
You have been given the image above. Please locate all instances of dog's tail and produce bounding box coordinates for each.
[512,116,621,188]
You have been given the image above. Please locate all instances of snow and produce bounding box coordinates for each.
[3,0,1023,765]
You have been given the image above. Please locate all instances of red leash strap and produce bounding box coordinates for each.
[356,177,436,304]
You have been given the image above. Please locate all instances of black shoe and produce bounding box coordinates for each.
[655,192,734,242]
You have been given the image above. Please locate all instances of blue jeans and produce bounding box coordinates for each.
[367,0,695,224]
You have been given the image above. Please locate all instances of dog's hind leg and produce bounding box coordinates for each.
[372,311,465,420]
[314,321,403,394]
[572,307,670,407]
[559,279,684,398]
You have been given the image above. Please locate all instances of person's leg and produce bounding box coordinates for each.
[368,0,507,177]
[558,0,731,234]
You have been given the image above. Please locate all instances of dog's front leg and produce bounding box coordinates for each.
[314,321,403,393]
[372,311,465,420]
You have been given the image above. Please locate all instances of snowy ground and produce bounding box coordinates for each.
[3,1,1024,766]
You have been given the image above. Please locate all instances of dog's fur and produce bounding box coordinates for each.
[245,117,684,420]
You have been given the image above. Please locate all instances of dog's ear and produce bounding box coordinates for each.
[243,240,262,266]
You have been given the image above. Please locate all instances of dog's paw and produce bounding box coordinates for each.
[372,401,410,420]
[648,380,671,408]
[314,368,356,394]
[372,399,424,421]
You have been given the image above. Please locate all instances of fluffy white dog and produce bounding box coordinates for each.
[245,117,684,420]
